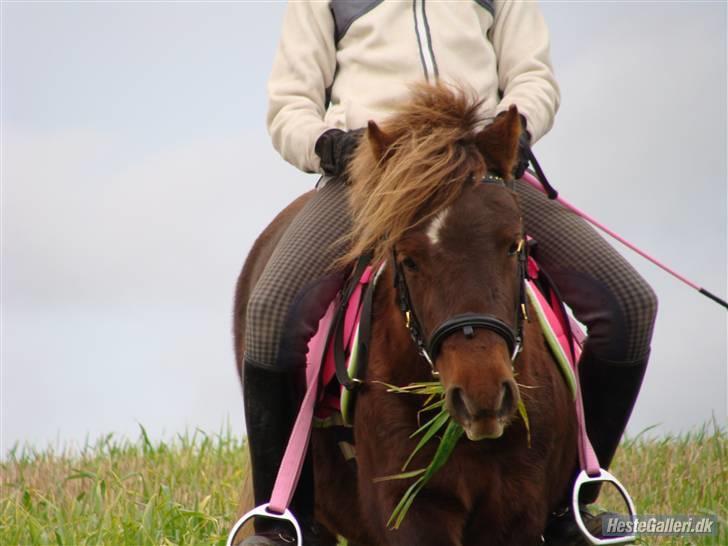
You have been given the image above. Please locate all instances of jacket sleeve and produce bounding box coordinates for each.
[490,0,560,143]
[266,1,337,173]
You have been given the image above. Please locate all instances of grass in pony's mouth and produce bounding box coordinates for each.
[371,381,531,529]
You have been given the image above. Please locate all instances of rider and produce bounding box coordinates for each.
[241,2,657,545]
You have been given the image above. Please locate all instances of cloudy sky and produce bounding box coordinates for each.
[1,1,726,453]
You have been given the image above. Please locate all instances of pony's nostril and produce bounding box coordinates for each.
[498,379,518,417]
[447,387,471,421]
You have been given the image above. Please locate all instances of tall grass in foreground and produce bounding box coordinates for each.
[1,423,725,545]
[1,427,249,545]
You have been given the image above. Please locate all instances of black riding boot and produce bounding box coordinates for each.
[578,348,649,503]
[239,362,320,546]
[544,348,649,545]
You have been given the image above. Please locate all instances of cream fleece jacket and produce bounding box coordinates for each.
[267,0,560,174]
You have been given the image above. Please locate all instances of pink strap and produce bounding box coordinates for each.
[522,172,701,291]
[268,303,335,514]
[268,267,374,514]
[526,275,600,476]
[574,371,601,476]
[342,267,373,350]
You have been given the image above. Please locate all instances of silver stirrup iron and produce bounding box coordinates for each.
[226,504,303,546]
[571,468,637,545]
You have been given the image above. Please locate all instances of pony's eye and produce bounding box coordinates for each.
[508,240,522,256]
[402,257,418,271]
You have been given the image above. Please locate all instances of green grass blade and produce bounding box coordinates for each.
[373,468,426,483]
[418,398,446,414]
[403,410,450,471]
[410,407,448,439]
[517,398,531,448]
[388,420,464,529]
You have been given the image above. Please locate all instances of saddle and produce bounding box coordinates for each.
[308,248,585,441]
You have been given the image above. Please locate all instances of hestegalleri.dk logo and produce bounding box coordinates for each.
[603,515,718,536]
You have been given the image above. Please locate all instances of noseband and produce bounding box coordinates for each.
[393,175,528,376]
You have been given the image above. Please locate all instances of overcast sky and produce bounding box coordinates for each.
[1,1,726,454]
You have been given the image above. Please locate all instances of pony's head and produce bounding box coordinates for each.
[345,83,526,441]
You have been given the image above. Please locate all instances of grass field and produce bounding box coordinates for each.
[1,422,725,545]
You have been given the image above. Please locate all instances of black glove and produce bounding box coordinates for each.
[496,111,558,198]
[513,114,531,180]
[314,128,365,178]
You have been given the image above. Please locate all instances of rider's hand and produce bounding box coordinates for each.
[315,128,365,178]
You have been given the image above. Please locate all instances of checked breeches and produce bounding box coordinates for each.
[245,177,656,372]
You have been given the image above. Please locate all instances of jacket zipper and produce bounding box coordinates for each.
[413,0,439,82]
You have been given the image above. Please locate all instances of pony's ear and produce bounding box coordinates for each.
[367,120,396,162]
[475,105,523,180]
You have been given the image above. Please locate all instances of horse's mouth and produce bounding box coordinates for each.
[446,386,518,441]
[461,414,509,441]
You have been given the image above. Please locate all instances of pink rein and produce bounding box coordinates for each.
[521,172,727,309]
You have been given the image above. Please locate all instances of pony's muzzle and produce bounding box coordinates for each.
[445,378,519,441]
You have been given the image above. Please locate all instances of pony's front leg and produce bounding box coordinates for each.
[374,487,467,546]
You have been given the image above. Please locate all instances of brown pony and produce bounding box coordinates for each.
[233,83,577,546]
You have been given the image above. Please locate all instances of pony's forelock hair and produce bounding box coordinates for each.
[339,82,490,267]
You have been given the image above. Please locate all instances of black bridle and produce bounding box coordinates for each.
[392,175,529,377]
[334,150,557,390]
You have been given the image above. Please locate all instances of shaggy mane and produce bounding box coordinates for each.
[341,83,491,266]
